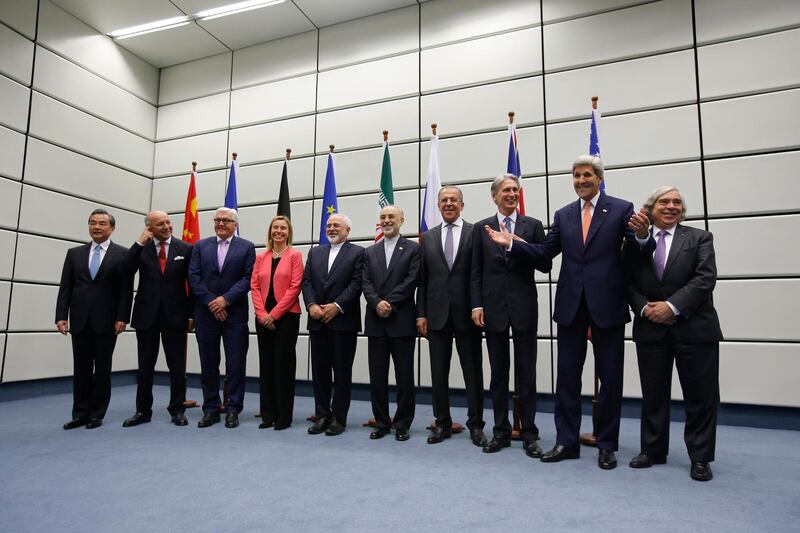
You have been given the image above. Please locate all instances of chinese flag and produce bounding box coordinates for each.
[182,170,200,244]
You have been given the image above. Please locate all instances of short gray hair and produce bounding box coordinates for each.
[490,174,520,196]
[572,155,604,179]
[438,185,463,202]
[328,213,352,229]
[215,207,238,223]
[643,186,687,221]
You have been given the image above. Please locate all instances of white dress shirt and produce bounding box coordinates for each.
[88,239,111,270]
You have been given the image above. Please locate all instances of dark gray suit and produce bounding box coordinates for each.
[625,224,723,462]
[362,236,420,431]
[417,221,484,430]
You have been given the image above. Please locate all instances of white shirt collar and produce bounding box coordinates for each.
[584,191,601,208]
[216,236,233,244]
[442,217,463,228]
[330,241,344,250]
[92,239,111,250]
[383,234,400,245]
[496,211,517,225]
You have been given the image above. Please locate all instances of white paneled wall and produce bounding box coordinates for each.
[1,0,798,412]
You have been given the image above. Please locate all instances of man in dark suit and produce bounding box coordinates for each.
[625,186,723,481]
[417,186,486,446]
[471,174,551,456]
[302,213,364,437]
[188,207,255,429]
[121,211,194,428]
[362,205,420,441]
[56,208,133,429]
[486,155,648,469]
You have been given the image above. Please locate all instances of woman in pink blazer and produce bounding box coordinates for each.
[251,215,303,430]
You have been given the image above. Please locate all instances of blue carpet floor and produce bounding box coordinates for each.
[1,385,798,533]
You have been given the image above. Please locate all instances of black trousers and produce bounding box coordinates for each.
[635,339,719,462]
[555,297,625,451]
[256,313,300,428]
[486,326,538,441]
[428,316,484,430]
[71,328,117,420]
[310,328,357,425]
[368,335,416,430]
[134,319,187,416]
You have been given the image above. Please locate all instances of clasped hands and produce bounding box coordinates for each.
[308,303,341,324]
[208,296,228,322]
[643,301,676,325]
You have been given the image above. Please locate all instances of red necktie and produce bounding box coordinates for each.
[158,242,167,273]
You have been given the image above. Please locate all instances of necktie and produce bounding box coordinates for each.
[503,216,513,234]
[582,201,592,244]
[444,223,454,271]
[158,242,167,273]
[654,230,668,280]
[89,244,102,280]
[217,240,228,271]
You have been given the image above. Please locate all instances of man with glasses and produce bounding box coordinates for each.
[188,207,256,428]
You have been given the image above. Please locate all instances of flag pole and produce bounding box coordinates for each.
[183,161,200,409]
[221,152,237,413]
[507,111,524,441]
[286,148,291,160]
[579,96,601,448]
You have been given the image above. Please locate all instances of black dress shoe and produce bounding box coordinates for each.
[63,418,87,430]
[274,422,291,430]
[225,413,239,428]
[369,427,391,440]
[598,449,618,470]
[469,428,487,447]
[482,437,511,454]
[198,412,221,428]
[171,413,188,426]
[427,425,452,444]
[122,412,152,427]
[395,428,410,441]
[308,416,332,435]
[325,420,346,436]
[258,419,275,429]
[85,418,103,429]
[629,452,667,469]
[540,444,580,462]
[523,439,543,459]
[690,461,713,481]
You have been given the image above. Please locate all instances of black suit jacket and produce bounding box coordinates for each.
[362,236,420,338]
[302,241,364,332]
[417,221,475,331]
[624,224,723,344]
[471,214,551,332]
[124,238,194,331]
[55,241,133,334]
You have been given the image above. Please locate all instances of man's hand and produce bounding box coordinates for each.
[643,301,676,325]
[376,300,393,318]
[320,303,341,323]
[213,309,227,322]
[308,304,324,321]
[57,320,69,335]
[187,319,195,333]
[471,309,485,328]
[114,321,127,335]
[416,318,428,337]
[628,208,651,239]
[137,228,154,245]
[208,296,228,314]
[485,224,512,247]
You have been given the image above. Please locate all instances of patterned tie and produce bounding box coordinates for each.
[654,230,668,280]
[89,244,102,280]
[444,223,454,271]
[582,201,592,244]
[217,240,228,271]
[158,241,167,274]
[503,216,513,234]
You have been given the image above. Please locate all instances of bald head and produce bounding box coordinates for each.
[145,210,173,241]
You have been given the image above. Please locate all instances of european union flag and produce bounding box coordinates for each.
[319,151,338,245]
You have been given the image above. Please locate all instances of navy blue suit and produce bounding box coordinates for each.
[510,192,636,450]
[188,236,255,414]
[302,241,364,425]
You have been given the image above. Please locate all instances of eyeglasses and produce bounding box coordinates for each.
[213,218,236,224]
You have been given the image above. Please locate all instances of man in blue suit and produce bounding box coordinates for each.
[486,155,648,469]
[188,207,256,429]
[302,213,364,436]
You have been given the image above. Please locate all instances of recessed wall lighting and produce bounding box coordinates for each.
[197,0,286,21]
[108,16,190,39]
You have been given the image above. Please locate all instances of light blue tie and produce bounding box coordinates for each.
[89,244,102,280]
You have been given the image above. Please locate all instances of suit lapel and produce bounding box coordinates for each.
[584,193,609,249]
[322,245,335,280]
[386,237,405,277]
[93,242,113,281]
[661,225,686,280]
[220,237,235,273]
[429,226,448,268]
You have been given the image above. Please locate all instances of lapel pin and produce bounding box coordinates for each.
[602,209,607,213]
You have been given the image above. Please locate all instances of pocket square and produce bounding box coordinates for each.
[174,256,185,261]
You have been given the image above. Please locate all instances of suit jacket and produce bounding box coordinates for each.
[55,241,133,334]
[251,247,303,323]
[302,241,364,332]
[471,214,551,332]
[188,235,256,324]
[417,221,476,331]
[124,238,194,331]
[624,224,723,344]
[362,236,420,338]
[510,192,635,328]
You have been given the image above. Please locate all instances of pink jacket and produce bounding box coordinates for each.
[250,248,303,322]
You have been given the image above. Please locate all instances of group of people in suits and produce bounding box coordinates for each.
[55,154,722,482]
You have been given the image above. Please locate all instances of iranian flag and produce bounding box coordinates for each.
[374,134,395,242]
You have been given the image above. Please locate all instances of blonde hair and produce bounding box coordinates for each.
[266,215,293,249]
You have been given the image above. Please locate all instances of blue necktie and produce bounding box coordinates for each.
[89,244,102,280]
[503,216,513,234]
